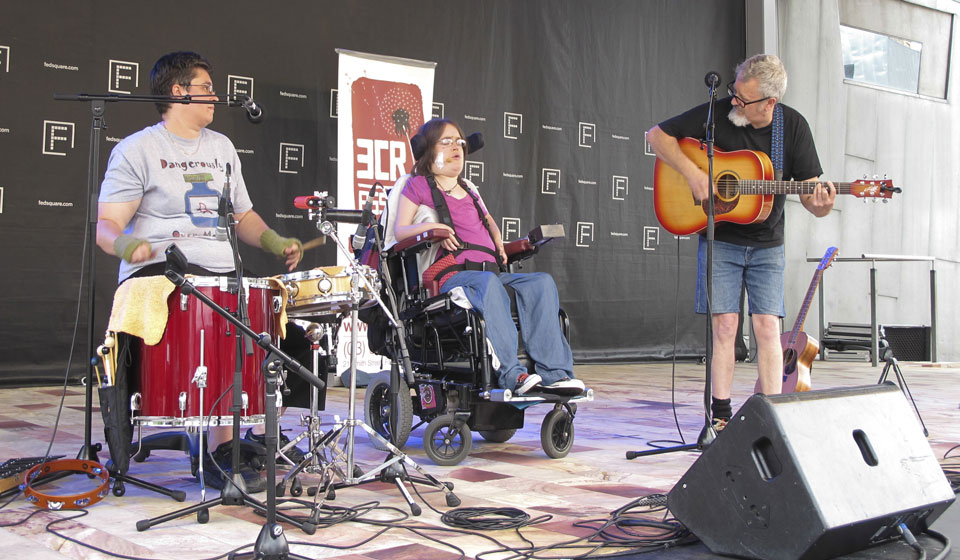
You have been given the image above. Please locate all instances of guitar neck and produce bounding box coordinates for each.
[790,270,822,335]
[738,180,855,195]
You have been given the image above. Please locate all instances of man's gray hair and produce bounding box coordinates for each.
[735,54,787,101]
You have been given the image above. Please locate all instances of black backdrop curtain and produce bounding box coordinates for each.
[0,0,745,385]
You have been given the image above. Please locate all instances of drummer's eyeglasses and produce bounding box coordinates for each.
[182,82,216,95]
[727,83,770,106]
[438,137,467,148]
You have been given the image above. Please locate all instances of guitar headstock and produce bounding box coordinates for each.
[818,246,839,270]
[851,178,900,199]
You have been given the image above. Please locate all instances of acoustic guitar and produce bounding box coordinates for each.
[653,137,899,235]
[780,246,838,392]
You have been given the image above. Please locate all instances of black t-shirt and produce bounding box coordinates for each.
[658,97,823,247]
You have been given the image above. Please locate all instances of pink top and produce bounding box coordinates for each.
[401,175,496,265]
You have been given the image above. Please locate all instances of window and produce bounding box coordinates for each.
[839,0,953,99]
[841,25,922,94]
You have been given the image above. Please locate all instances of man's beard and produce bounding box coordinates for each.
[728,107,750,127]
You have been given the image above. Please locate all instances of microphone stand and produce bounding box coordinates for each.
[52,90,254,502]
[136,245,323,559]
[627,76,721,459]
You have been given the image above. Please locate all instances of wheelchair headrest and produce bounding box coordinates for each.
[410,131,484,161]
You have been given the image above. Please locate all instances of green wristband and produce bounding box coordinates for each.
[260,228,302,259]
[113,234,150,263]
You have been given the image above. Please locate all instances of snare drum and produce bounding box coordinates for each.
[280,265,380,318]
[131,276,282,427]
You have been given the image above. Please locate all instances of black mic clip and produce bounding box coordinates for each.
[704,71,722,98]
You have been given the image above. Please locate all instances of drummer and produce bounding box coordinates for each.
[96,51,302,492]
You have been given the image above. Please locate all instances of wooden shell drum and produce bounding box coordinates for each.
[131,276,282,427]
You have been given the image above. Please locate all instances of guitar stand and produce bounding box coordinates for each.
[877,341,928,436]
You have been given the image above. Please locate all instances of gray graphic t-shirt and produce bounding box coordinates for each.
[99,122,254,283]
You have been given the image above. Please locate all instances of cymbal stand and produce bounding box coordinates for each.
[300,219,460,516]
[274,323,354,498]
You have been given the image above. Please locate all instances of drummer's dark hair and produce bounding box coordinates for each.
[150,51,213,115]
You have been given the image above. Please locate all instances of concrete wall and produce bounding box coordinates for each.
[775,0,960,361]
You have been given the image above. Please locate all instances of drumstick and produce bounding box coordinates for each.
[302,237,326,252]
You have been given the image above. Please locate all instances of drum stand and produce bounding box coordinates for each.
[136,248,326,560]
[292,219,459,518]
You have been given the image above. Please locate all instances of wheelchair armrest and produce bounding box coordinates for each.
[389,228,452,257]
[504,224,565,264]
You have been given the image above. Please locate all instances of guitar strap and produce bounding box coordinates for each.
[771,103,785,181]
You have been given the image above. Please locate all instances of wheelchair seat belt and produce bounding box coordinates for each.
[424,174,505,287]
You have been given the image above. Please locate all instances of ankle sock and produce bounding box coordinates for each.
[711,397,732,420]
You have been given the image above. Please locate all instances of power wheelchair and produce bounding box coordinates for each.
[359,186,592,466]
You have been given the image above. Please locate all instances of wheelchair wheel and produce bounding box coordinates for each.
[423,414,472,466]
[363,371,413,451]
[478,429,517,443]
[540,407,575,458]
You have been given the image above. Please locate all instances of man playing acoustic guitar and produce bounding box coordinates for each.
[646,54,836,431]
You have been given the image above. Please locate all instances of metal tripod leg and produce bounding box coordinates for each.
[878,356,928,436]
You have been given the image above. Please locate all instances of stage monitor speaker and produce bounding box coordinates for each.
[668,384,954,560]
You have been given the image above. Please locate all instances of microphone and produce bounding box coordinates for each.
[241,95,263,124]
[352,182,380,251]
[216,163,232,241]
[704,71,721,88]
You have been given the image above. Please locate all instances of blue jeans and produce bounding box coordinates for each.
[696,237,785,317]
[440,271,574,391]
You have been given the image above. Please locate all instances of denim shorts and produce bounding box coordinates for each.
[695,237,785,317]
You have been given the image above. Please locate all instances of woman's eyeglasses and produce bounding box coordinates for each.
[438,137,467,148]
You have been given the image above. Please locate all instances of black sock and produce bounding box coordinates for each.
[712,397,732,420]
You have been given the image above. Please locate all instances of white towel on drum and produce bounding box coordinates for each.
[107,277,176,345]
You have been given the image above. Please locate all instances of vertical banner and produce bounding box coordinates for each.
[334,49,436,380]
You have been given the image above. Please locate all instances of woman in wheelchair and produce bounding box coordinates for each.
[394,118,584,397]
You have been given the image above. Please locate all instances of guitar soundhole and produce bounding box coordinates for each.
[710,173,740,215]
[716,174,739,200]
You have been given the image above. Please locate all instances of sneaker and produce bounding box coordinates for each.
[199,444,266,493]
[541,377,585,396]
[712,417,729,433]
[244,428,306,465]
[515,373,543,395]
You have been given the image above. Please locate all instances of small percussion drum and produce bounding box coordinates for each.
[280,265,380,318]
[131,276,282,427]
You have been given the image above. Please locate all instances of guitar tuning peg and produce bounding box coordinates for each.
[873,174,879,180]
[882,199,889,204]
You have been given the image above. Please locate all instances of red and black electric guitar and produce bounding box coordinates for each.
[780,246,838,392]
[653,137,900,235]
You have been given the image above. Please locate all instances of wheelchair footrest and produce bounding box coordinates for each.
[485,388,593,404]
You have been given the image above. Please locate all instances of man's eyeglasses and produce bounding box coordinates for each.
[438,137,467,148]
[727,83,770,106]
[182,82,216,95]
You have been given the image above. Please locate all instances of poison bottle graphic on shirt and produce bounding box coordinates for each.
[182,172,220,228]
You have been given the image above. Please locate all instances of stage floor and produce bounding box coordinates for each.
[1,359,957,559]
